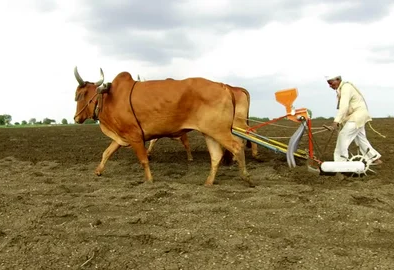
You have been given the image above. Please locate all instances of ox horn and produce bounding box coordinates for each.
[74,66,85,86]
[95,68,104,86]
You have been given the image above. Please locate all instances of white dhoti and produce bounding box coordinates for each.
[334,121,381,162]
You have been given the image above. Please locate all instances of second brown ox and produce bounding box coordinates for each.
[73,67,252,186]
[146,83,259,163]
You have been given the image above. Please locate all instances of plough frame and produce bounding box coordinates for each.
[231,88,367,175]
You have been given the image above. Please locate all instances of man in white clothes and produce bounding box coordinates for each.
[325,75,382,165]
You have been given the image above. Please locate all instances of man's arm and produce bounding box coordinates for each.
[334,83,352,124]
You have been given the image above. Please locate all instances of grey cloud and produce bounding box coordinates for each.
[368,45,394,64]
[63,0,311,64]
[87,28,199,65]
[79,0,182,31]
[323,0,394,23]
[67,0,204,64]
[45,0,394,66]
[77,0,309,31]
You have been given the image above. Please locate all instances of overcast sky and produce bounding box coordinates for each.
[1,0,394,124]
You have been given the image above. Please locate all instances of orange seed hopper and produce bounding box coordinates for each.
[275,88,310,122]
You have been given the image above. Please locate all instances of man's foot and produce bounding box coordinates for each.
[371,159,383,165]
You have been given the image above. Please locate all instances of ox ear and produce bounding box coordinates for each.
[96,82,111,94]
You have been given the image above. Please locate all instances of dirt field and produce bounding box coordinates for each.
[0,118,393,269]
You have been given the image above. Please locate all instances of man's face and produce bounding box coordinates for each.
[327,78,341,90]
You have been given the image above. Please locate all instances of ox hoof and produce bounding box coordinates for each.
[247,181,256,188]
[240,173,255,187]
[144,178,153,184]
[243,178,255,188]
[95,171,102,176]
[143,181,153,186]
[204,181,215,187]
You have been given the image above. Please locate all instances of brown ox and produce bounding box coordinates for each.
[146,84,259,163]
[73,67,252,186]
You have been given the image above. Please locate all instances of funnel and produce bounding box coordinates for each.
[275,88,298,114]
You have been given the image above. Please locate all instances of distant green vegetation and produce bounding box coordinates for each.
[0,114,98,128]
[0,111,381,129]
[0,114,12,125]
[249,116,270,122]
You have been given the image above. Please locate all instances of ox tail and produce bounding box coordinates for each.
[222,84,237,166]
[236,87,252,148]
[245,93,252,148]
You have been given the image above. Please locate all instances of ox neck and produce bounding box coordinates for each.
[92,82,112,120]
[93,93,104,121]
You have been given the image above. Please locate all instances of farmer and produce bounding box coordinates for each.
[325,75,382,165]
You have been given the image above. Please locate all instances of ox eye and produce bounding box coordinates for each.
[75,90,86,101]
[75,93,82,101]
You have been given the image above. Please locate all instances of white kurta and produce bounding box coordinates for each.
[333,81,381,162]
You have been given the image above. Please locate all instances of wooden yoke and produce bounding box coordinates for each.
[275,88,309,122]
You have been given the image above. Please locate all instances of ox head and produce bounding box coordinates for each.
[73,66,104,124]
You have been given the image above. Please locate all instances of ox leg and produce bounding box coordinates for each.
[219,135,253,187]
[179,133,193,161]
[225,136,245,164]
[234,136,245,162]
[147,139,158,159]
[247,127,259,159]
[222,136,247,164]
[251,142,258,159]
[95,140,121,176]
[232,137,250,180]
[203,135,224,186]
[131,141,153,182]
[238,126,259,160]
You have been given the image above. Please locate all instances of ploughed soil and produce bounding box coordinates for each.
[0,118,393,269]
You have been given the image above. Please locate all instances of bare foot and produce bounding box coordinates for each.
[371,159,383,165]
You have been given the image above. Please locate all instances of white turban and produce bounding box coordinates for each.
[325,75,341,81]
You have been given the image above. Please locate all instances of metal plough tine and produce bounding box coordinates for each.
[287,123,306,168]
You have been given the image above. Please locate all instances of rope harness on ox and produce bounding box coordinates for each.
[74,92,99,120]
[74,82,111,121]
[74,80,146,140]
[128,81,146,140]
[94,85,109,120]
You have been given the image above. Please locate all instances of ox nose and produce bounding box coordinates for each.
[74,116,81,124]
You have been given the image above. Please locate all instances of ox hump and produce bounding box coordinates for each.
[114,71,134,81]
